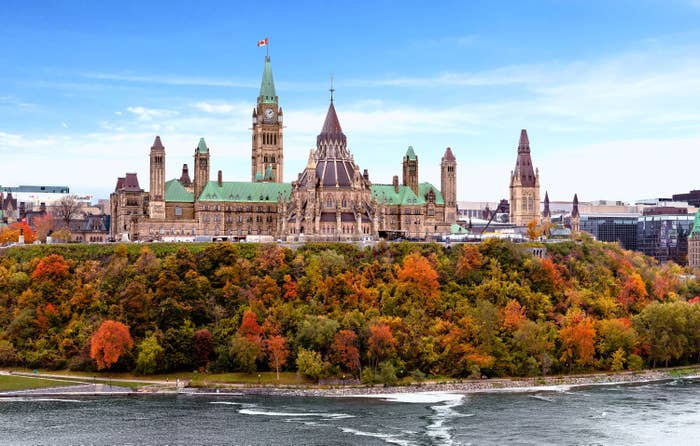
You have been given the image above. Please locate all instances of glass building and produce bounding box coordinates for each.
[579,214,640,251]
[637,214,695,264]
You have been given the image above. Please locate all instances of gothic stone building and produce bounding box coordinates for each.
[110,56,457,242]
[509,129,541,226]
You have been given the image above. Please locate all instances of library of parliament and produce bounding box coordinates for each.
[110,56,459,241]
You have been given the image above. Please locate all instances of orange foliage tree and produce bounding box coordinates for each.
[90,320,134,370]
[265,335,289,380]
[0,221,36,244]
[559,308,596,370]
[396,252,440,306]
[619,273,648,310]
[32,254,70,281]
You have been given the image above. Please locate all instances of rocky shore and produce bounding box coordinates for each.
[2,367,698,398]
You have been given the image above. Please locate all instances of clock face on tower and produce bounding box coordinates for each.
[264,108,275,122]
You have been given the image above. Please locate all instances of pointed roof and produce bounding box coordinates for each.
[572,193,580,218]
[442,147,456,162]
[319,102,344,141]
[405,146,417,161]
[179,164,192,187]
[259,56,277,104]
[691,210,700,237]
[151,135,164,151]
[543,191,551,218]
[196,137,209,153]
[513,129,537,187]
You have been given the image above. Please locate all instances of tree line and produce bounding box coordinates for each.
[1,237,700,383]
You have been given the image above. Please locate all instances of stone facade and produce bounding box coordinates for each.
[689,211,700,269]
[110,56,457,242]
[509,129,540,226]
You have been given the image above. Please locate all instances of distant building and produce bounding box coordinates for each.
[687,212,700,269]
[110,56,457,242]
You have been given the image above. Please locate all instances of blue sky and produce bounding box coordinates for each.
[2,0,700,202]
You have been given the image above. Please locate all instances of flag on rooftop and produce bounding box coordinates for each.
[257,37,268,47]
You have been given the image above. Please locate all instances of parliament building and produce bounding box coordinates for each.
[110,56,458,242]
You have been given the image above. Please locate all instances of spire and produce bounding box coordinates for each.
[543,191,551,218]
[196,137,209,153]
[259,56,277,104]
[518,129,530,152]
[405,146,417,161]
[513,129,536,187]
[179,164,192,187]
[318,101,346,144]
[572,193,580,218]
[329,75,335,103]
[151,135,164,150]
[442,147,456,162]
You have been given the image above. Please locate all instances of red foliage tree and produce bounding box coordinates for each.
[238,310,263,347]
[90,320,134,370]
[194,329,213,368]
[332,329,361,373]
[265,335,289,380]
[368,322,397,369]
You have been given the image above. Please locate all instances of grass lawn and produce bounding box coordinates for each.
[190,371,312,387]
[0,375,76,392]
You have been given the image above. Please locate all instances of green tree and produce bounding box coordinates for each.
[135,333,164,375]
[296,348,324,381]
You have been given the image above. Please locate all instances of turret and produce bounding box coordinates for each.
[148,136,166,219]
[441,147,457,223]
[193,137,210,199]
[403,146,419,196]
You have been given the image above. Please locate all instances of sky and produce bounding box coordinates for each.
[2,0,700,203]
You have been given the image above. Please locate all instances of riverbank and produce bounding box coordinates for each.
[2,366,699,398]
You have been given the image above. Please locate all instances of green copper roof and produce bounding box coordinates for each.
[259,56,277,104]
[371,182,444,206]
[198,181,291,202]
[405,146,417,160]
[164,179,195,203]
[264,165,274,181]
[691,211,700,237]
[451,223,469,234]
[197,138,209,153]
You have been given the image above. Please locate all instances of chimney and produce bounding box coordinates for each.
[218,170,223,187]
[392,175,399,193]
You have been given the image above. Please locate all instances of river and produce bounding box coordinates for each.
[1,378,698,445]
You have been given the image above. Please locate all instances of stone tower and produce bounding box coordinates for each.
[193,137,210,200]
[441,147,457,224]
[402,146,419,195]
[570,193,580,233]
[252,55,284,183]
[542,191,551,223]
[509,129,540,226]
[148,136,166,219]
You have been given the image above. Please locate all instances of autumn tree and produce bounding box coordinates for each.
[0,222,36,244]
[332,329,361,374]
[90,320,134,370]
[265,335,289,380]
[33,214,55,242]
[396,252,440,308]
[559,308,596,371]
[368,322,397,370]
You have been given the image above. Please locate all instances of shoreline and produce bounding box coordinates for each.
[2,367,698,399]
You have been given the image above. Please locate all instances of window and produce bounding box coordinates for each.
[175,207,182,216]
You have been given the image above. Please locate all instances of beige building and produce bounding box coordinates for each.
[509,129,540,226]
[110,56,457,242]
[689,212,700,269]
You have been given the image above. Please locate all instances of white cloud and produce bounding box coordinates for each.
[126,106,177,122]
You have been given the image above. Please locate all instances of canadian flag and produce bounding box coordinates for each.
[257,37,268,48]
